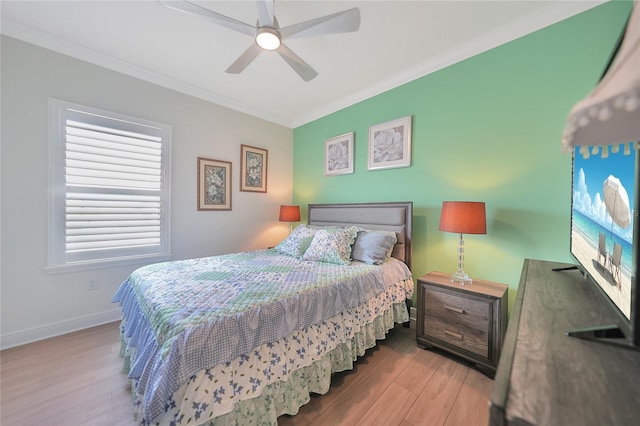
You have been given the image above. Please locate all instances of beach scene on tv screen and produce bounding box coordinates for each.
[571,146,636,320]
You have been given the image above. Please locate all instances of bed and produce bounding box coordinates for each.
[113,201,413,425]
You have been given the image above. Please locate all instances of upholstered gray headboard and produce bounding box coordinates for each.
[307,202,413,270]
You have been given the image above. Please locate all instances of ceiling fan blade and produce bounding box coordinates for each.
[225,42,263,74]
[277,43,318,82]
[280,7,360,39]
[161,0,255,37]
[255,0,275,28]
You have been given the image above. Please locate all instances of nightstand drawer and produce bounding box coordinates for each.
[425,287,490,332]
[424,314,489,357]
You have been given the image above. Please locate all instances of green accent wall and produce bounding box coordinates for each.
[293,2,632,310]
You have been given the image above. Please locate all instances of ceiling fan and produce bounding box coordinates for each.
[161,0,361,82]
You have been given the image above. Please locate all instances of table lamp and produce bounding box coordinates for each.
[439,201,486,285]
[279,205,300,234]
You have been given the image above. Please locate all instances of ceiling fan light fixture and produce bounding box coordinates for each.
[255,28,281,50]
[163,0,361,81]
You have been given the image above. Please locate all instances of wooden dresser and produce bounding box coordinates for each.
[416,271,508,378]
[490,259,640,426]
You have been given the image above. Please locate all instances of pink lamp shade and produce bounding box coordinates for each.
[439,201,487,235]
[279,205,300,223]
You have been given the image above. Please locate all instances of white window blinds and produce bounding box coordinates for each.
[48,100,171,271]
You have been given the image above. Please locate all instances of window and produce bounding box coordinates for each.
[47,99,171,272]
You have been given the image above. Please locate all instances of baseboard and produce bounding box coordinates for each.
[410,306,417,329]
[0,309,121,350]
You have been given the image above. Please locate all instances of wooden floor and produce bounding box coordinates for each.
[0,322,493,426]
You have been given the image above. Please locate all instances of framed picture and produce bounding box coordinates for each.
[240,144,268,193]
[197,157,231,211]
[325,132,354,176]
[368,115,412,170]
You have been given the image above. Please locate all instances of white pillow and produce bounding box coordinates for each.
[302,226,359,265]
[274,224,317,258]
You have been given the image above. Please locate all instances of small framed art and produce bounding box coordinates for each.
[240,144,268,193]
[197,157,232,211]
[325,132,354,176]
[368,115,412,170]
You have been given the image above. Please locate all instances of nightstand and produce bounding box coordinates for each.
[416,271,508,378]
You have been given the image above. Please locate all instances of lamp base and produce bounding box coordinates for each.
[450,233,473,285]
[451,270,473,285]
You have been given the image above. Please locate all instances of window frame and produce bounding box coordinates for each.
[47,99,172,273]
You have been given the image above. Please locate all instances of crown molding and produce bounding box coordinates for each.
[0,16,294,127]
[2,1,605,129]
[291,0,606,128]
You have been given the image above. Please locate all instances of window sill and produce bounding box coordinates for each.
[45,253,172,274]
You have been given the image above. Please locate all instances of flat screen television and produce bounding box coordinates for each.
[567,143,639,348]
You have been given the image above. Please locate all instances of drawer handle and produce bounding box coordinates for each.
[444,329,464,340]
[444,304,465,314]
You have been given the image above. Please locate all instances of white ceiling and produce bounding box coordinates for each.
[1,0,605,128]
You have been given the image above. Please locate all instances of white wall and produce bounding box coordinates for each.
[0,36,294,349]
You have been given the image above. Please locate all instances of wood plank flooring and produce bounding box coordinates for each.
[0,322,493,426]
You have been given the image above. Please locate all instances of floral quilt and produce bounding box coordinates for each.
[113,249,412,424]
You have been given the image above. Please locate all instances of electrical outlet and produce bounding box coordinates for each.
[88,279,99,291]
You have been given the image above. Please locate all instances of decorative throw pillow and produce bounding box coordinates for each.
[351,230,397,264]
[303,226,359,265]
[274,224,317,258]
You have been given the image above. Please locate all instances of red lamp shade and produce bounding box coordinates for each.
[279,205,300,222]
[439,201,486,235]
